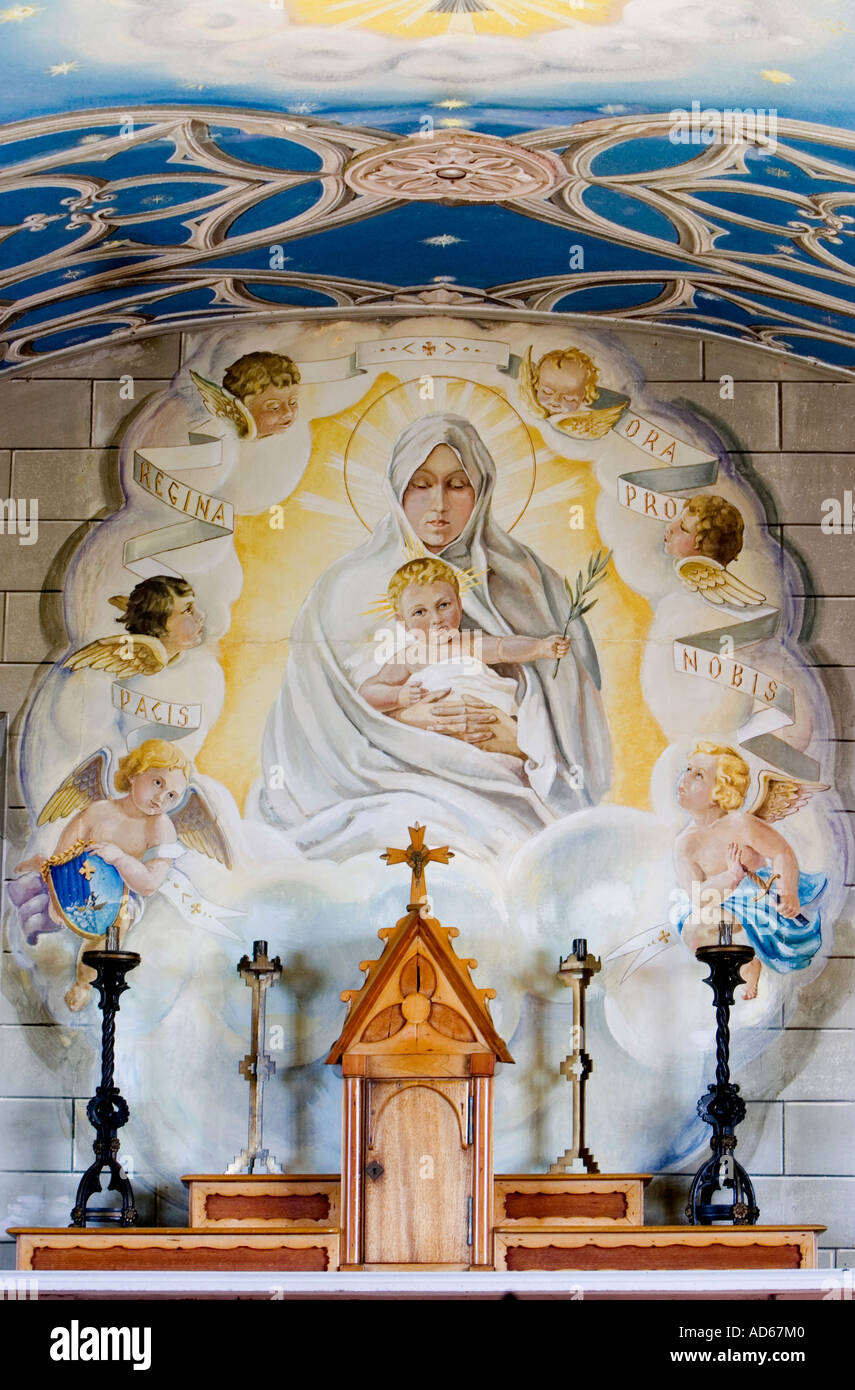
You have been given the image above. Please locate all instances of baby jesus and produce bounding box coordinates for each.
[359,558,569,761]
[673,742,825,999]
[15,740,189,1011]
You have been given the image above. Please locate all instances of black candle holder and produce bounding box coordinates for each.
[687,942,760,1226]
[70,948,141,1227]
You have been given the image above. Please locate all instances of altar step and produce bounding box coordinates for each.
[12,1173,823,1272]
[185,1175,341,1230]
[12,1224,822,1273]
[14,1228,340,1273]
[182,1172,651,1230]
[494,1174,649,1227]
[494,1226,822,1271]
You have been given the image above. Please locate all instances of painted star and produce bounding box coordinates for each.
[181,82,205,91]
[439,118,468,129]
[78,134,104,145]
[435,98,467,109]
[423,235,462,247]
[774,244,797,256]
[433,275,457,283]
[290,102,318,114]
[46,60,79,76]
[598,104,629,115]
[1,5,40,20]
[760,69,794,84]
[142,194,171,206]
[62,269,85,279]
[767,168,791,179]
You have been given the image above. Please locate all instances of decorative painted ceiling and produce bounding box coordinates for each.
[3,1,855,372]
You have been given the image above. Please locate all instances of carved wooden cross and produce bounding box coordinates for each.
[381,823,454,906]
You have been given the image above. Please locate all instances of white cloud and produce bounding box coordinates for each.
[63,0,831,94]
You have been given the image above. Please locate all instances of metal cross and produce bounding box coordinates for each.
[381,823,454,906]
[227,940,282,1175]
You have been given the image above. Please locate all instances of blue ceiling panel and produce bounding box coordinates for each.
[0,1,853,373]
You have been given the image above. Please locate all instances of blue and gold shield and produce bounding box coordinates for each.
[42,843,129,941]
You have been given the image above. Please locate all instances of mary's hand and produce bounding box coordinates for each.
[392,688,481,737]
[459,695,523,758]
[394,691,523,758]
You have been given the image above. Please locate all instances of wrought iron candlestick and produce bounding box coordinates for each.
[71,945,140,1227]
[550,938,601,1175]
[687,933,760,1225]
[227,940,283,1175]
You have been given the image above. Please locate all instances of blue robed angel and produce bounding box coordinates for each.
[671,742,827,999]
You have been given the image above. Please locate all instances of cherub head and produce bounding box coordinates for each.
[222,351,300,437]
[677,741,750,817]
[663,495,744,566]
[533,348,599,416]
[114,575,205,658]
[388,557,462,638]
[114,739,190,817]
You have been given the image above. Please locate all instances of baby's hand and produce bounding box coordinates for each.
[777,888,801,920]
[14,855,43,875]
[726,841,746,887]
[402,682,427,707]
[90,842,124,866]
[545,634,570,658]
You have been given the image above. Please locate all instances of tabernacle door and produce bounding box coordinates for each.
[363,1079,472,1266]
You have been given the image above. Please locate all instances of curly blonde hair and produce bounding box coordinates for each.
[683,495,744,567]
[693,741,750,812]
[114,739,190,793]
[534,347,599,406]
[223,351,300,402]
[387,558,460,614]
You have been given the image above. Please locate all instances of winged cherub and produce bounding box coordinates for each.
[672,741,828,1000]
[62,575,204,679]
[664,495,766,608]
[518,345,629,440]
[13,739,232,1011]
[191,350,300,441]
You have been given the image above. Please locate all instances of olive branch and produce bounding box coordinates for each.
[552,547,612,678]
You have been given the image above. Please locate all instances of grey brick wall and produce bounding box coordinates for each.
[0,325,852,1267]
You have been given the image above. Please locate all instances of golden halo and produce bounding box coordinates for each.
[343,376,536,534]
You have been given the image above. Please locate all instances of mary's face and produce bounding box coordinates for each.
[401,443,476,553]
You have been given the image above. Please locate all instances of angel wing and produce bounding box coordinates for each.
[63,633,169,677]
[190,370,257,441]
[517,345,548,420]
[747,768,829,823]
[552,399,628,440]
[38,749,111,826]
[169,786,233,869]
[676,555,766,609]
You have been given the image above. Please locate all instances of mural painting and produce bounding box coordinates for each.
[5,316,846,1198]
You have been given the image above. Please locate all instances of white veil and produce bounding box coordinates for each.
[258,414,611,857]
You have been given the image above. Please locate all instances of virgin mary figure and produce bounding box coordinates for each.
[257,414,611,859]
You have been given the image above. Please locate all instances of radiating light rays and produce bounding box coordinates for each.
[293,0,624,37]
